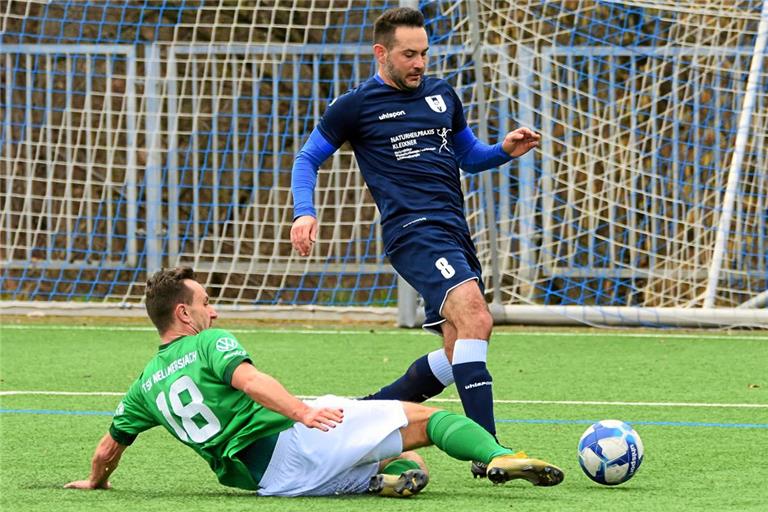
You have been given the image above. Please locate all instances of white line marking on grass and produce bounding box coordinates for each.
[2,390,766,408]
[0,325,156,332]
[0,391,125,396]
[425,398,768,409]
[2,324,767,341]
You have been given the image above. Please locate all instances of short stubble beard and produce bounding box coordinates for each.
[385,59,422,91]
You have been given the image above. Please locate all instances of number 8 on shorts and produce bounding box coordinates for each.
[435,257,456,279]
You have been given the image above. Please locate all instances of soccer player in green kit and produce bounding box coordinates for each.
[65,267,563,497]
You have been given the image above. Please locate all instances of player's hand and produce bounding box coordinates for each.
[291,215,318,257]
[502,127,540,158]
[64,479,111,490]
[299,406,344,432]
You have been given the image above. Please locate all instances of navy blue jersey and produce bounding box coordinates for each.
[317,75,470,248]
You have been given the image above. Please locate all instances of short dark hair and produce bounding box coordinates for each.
[373,7,425,49]
[145,267,196,334]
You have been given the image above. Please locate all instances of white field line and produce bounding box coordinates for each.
[1,324,766,341]
[1,390,765,408]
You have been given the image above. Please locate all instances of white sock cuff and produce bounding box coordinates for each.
[452,339,488,365]
[427,349,455,386]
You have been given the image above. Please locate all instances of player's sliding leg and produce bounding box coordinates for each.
[400,403,564,487]
[361,348,453,402]
[440,282,499,478]
[368,452,429,498]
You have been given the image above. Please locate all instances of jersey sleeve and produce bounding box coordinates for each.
[316,90,360,147]
[292,128,340,219]
[109,378,158,445]
[454,126,512,173]
[198,329,252,385]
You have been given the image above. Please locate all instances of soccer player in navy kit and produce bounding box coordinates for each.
[291,7,541,477]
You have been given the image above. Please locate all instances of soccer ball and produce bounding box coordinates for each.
[578,420,644,485]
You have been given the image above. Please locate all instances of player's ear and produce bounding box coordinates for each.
[175,302,190,324]
[373,43,387,64]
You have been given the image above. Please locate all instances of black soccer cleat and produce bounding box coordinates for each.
[471,460,488,478]
[368,469,429,498]
[486,452,564,487]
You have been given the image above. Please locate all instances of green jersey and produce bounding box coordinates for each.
[109,328,294,490]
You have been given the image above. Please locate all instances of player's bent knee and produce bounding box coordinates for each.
[399,402,439,449]
[451,306,492,338]
[471,308,493,334]
[467,298,491,319]
[399,450,428,473]
[443,289,493,337]
[401,401,439,422]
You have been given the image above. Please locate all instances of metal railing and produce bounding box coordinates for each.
[1,44,138,269]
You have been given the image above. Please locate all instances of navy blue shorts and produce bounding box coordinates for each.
[387,223,484,333]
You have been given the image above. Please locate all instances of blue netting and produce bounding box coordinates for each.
[1,0,766,314]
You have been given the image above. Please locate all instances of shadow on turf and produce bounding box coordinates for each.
[27,481,603,500]
[23,483,256,498]
[575,482,654,491]
[27,484,415,500]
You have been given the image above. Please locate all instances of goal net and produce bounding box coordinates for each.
[1,1,767,327]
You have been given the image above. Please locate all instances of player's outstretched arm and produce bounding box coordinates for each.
[231,362,343,431]
[291,128,339,257]
[290,215,318,257]
[64,433,127,490]
[501,127,540,158]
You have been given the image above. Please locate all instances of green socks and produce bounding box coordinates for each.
[381,458,422,476]
[426,410,513,463]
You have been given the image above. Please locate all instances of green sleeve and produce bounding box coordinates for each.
[200,329,251,385]
[109,424,137,446]
[223,356,249,385]
[109,378,158,441]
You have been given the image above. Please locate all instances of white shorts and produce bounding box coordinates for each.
[256,395,408,497]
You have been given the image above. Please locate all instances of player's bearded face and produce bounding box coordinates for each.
[385,55,423,90]
[383,27,428,91]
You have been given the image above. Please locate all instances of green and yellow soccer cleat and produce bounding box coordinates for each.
[486,452,564,487]
[368,469,430,498]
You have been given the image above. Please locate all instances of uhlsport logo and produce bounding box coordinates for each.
[216,337,239,352]
[425,94,447,113]
[379,110,406,120]
[628,443,638,476]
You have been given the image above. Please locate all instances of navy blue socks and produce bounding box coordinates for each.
[363,340,496,439]
[362,349,454,402]
[451,339,496,436]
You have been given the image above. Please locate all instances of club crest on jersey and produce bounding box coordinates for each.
[216,337,239,352]
[425,95,447,113]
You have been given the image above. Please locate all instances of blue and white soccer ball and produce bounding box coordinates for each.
[578,420,644,485]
